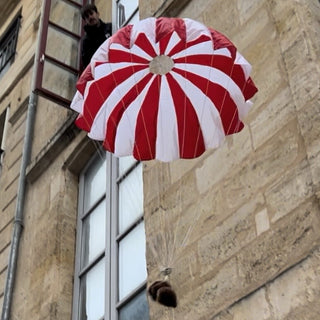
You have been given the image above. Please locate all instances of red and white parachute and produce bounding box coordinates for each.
[71,17,258,161]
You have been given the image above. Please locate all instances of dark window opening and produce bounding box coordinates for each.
[0,13,21,77]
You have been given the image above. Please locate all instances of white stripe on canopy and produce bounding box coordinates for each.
[156,75,180,161]
[170,70,226,149]
[114,74,157,157]
[88,68,150,140]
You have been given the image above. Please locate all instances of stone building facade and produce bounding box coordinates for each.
[0,0,319,320]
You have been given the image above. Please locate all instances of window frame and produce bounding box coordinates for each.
[72,152,149,320]
[73,2,149,318]
[115,0,139,29]
[34,0,86,107]
[110,158,147,320]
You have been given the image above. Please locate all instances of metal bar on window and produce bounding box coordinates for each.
[81,194,106,220]
[116,215,144,242]
[44,54,79,73]
[48,20,82,40]
[35,87,71,107]
[116,160,140,183]
[78,251,105,278]
[63,0,84,8]
[116,281,147,309]
[119,7,138,28]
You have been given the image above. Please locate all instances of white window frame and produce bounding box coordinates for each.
[72,3,148,318]
[110,156,148,320]
[72,152,149,320]
[113,0,139,29]
[72,152,108,320]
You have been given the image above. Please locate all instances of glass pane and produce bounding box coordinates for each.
[81,200,106,268]
[50,0,81,35]
[46,26,79,68]
[84,156,106,213]
[118,156,136,176]
[79,259,105,320]
[117,0,138,27]
[118,163,143,233]
[42,59,78,101]
[119,290,149,320]
[119,222,147,300]
[128,10,139,25]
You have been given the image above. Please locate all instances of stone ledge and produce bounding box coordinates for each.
[26,113,80,184]
[62,133,99,176]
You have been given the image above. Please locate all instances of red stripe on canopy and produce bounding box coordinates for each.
[133,75,161,160]
[209,28,237,59]
[109,48,150,64]
[76,64,147,131]
[174,55,248,94]
[242,77,258,100]
[155,17,186,44]
[175,55,258,101]
[172,67,243,135]
[166,73,206,158]
[134,33,157,58]
[168,34,212,57]
[103,73,154,153]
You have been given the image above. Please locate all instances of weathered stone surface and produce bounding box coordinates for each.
[195,126,252,195]
[237,199,320,290]
[249,87,295,150]
[0,223,12,254]
[211,247,320,320]
[144,1,320,319]
[255,208,270,235]
[266,160,314,222]
[198,195,260,274]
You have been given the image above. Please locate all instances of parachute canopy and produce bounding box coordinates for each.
[71,17,258,161]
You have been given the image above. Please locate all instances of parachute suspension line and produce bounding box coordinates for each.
[129,44,149,159]
[163,163,171,268]
[192,46,215,159]
[156,162,170,269]
[93,140,107,161]
[233,72,251,133]
[163,308,175,320]
[106,52,147,160]
[166,177,183,268]
[158,162,177,272]
[161,41,190,268]
[219,58,236,135]
[76,103,107,161]
[165,41,213,269]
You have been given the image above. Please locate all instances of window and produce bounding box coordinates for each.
[0,14,20,78]
[115,0,139,28]
[72,153,149,320]
[34,0,85,106]
[0,106,10,175]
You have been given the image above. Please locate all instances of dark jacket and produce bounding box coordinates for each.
[81,20,112,68]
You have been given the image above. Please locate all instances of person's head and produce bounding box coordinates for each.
[81,4,100,26]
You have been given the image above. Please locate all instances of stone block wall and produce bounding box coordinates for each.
[0,0,39,310]
[141,0,320,319]
[0,0,82,318]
